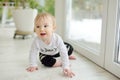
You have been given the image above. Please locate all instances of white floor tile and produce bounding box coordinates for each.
[0,27,119,80]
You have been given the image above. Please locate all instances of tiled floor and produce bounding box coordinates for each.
[0,27,120,80]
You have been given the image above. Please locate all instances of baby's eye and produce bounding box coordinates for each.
[44,25,48,28]
[36,26,40,28]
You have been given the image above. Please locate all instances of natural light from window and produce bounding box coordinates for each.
[68,0,103,52]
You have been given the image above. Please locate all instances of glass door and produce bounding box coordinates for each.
[64,0,108,67]
[105,0,120,77]
[116,0,120,64]
[55,0,120,78]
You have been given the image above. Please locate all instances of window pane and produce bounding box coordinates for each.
[69,0,103,52]
[115,1,120,63]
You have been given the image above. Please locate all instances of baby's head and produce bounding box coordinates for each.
[34,13,56,41]
[34,13,56,29]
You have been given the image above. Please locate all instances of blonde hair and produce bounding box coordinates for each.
[34,13,56,28]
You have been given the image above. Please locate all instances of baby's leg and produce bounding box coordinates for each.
[69,55,76,60]
[40,55,61,67]
[64,42,76,60]
[53,60,62,67]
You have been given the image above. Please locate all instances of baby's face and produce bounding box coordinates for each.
[35,17,55,41]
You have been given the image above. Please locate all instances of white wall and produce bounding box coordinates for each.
[55,0,66,38]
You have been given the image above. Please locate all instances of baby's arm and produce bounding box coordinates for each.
[57,36,75,77]
[63,68,75,78]
[26,39,39,72]
[26,66,38,72]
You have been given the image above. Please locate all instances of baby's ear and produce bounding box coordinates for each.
[34,27,36,32]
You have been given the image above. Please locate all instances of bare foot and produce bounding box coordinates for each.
[53,60,62,67]
[69,55,76,60]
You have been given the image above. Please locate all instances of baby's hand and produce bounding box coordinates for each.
[63,68,75,78]
[26,66,38,72]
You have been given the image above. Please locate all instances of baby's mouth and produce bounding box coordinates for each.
[40,33,46,36]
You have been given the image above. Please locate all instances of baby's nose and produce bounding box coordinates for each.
[39,27,44,31]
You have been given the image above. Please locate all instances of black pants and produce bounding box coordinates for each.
[39,42,73,67]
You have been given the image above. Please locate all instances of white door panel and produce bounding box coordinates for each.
[105,0,120,77]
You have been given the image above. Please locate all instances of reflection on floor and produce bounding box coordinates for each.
[0,27,119,80]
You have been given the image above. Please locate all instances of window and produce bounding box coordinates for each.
[68,0,103,53]
[56,0,120,78]
[115,2,120,63]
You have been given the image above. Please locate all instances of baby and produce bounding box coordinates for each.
[26,13,76,78]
